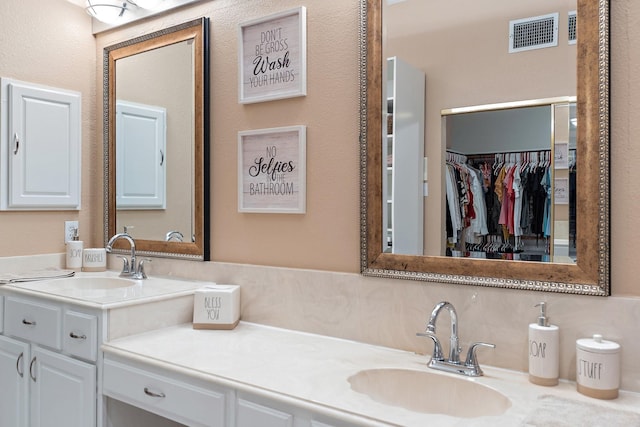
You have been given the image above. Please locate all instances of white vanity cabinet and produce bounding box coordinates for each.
[0,294,99,427]
[103,352,358,427]
[235,392,351,427]
[30,345,96,427]
[103,356,230,427]
[0,334,29,426]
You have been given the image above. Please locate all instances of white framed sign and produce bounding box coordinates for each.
[554,142,569,169]
[554,177,569,205]
[238,7,307,104]
[238,126,306,213]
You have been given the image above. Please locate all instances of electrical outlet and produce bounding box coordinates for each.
[64,221,79,243]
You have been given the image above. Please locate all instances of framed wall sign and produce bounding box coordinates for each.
[554,177,569,205]
[238,7,307,104]
[554,142,569,169]
[238,126,306,213]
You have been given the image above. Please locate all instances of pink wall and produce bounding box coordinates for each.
[0,0,639,298]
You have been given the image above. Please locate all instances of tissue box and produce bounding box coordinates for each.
[193,285,240,330]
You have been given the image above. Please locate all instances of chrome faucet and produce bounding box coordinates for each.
[106,232,148,279]
[417,301,495,377]
[165,230,184,242]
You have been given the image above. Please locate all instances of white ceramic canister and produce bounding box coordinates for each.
[576,334,621,399]
[82,248,107,272]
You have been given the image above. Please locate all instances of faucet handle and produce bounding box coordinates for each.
[417,332,445,361]
[116,256,131,275]
[136,258,152,279]
[464,342,496,375]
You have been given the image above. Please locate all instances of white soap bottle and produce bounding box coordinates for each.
[528,302,559,386]
[66,227,83,270]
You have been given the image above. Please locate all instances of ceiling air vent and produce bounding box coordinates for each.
[568,11,577,45]
[509,13,559,53]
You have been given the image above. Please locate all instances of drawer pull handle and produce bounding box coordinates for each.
[143,387,166,398]
[22,319,36,326]
[29,357,37,382]
[69,332,87,340]
[16,352,24,378]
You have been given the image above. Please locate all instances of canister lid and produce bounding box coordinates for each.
[576,334,620,354]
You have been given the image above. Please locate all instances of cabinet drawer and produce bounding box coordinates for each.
[63,310,98,362]
[4,297,61,349]
[103,358,226,427]
[237,398,293,427]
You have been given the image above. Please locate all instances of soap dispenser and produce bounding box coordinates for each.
[528,302,559,386]
[66,227,83,270]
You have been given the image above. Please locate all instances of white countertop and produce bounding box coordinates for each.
[102,322,640,426]
[2,271,206,308]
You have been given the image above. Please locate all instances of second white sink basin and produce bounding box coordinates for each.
[348,368,511,418]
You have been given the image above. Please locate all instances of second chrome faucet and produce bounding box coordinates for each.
[417,301,495,377]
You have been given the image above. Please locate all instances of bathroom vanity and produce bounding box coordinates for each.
[2,271,640,427]
[0,271,202,427]
[100,322,640,427]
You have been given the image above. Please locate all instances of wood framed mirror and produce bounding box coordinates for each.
[104,18,210,260]
[360,0,609,295]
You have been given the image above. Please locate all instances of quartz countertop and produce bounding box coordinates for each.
[102,322,640,426]
[2,271,206,308]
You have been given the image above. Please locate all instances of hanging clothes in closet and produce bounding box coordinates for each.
[445,150,553,257]
[445,152,488,247]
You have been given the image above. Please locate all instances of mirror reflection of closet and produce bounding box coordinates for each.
[361,0,609,295]
[442,99,576,263]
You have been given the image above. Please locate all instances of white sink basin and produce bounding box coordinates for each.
[6,273,205,305]
[39,277,135,291]
[348,368,511,418]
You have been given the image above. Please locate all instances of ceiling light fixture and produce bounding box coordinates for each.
[85,0,130,24]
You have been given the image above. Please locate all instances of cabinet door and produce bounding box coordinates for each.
[1,78,81,210]
[30,346,96,427]
[0,336,29,427]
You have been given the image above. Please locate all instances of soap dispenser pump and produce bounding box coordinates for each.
[66,227,83,270]
[528,302,559,386]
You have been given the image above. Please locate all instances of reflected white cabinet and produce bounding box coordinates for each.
[0,78,81,210]
[383,57,425,255]
[116,100,167,210]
